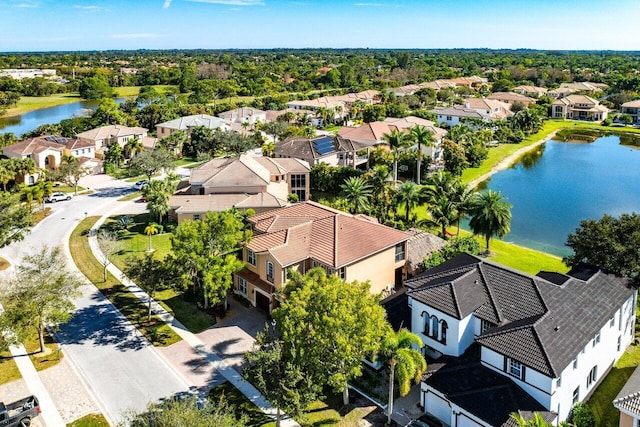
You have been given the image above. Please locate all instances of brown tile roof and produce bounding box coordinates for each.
[170,192,287,213]
[190,155,271,186]
[247,201,410,268]
[236,267,275,294]
[3,135,68,156]
[622,100,640,108]
[65,138,95,151]
[487,92,536,103]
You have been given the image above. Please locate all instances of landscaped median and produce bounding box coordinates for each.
[69,216,181,346]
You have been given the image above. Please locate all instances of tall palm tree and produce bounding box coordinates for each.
[423,171,458,203]
[364,165,393,222]
[382,129,408,183]
[381,329,427,427]
[468,190,512,253]
[124,137,144,159]
[0,159,16,191]
[145,223,159,252]
[261,140,276,157]
[11,158,36,184]
[395,181,421,223]
[409,125,434,184]
[143,178,177,224]
[452,183,476,236]
[340,176,371,214]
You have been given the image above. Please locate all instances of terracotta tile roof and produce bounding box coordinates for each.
[76,125,148,141]
[3,135,70,156]
[170,192,287,213]
[236,267,274,294]
[622,100,640,108]
[65,138,95,151]
[487,92,536,103]
[247,201,410,268]
[190,155,271,186]
[407,254,634,377]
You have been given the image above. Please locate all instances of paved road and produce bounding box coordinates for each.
[0,175,190,425]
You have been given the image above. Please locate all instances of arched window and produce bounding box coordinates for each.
[421,311,430,336]
[430,316,439,340]
[440,320,448,345]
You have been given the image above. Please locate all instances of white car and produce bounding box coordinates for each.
[133,180,148,190]
[45,192,72,203]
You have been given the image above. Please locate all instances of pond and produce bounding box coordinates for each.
[474,135,640,257]
[0,98,125,137]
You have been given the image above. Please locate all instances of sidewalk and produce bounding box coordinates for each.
[89,207,301,427]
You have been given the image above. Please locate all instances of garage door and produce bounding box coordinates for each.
[255,291,271,313]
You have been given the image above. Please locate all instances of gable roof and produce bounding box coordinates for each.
[218,107,266,121]
[76,125,148,141]
[275,135,351,160]
[487,92,536,103]
[247,201,410,268]
[170,192,287,213]
[622,100,640,109]
[407,254,633,377]
[614,365,640,416]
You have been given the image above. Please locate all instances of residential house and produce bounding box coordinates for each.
[512,85,548,98]
[559,81,608,94]
[384,116,447,160]
[620,100,640,124]
[551,94,609,121]
[169,154,310,222]
[155,114,232,138]
[2,135,96,184]
[264,108,319,127]
[286,90,380,124]
[547,87,577,99]
[77,124,153,158]
[274,135,370,168]
[487,92,536,108]
[433,99,512,127]
[218,107,266,127]
[403,253,635,426]
[235,201,411,312]
[392,76,488,97]
[613,365,640,427]
[0,69,56,80]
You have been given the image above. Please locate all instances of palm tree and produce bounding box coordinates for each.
[510,413,555,427]
[382,129,408,183]
[143,178,177,224]
[409,125,434,184]
[340,176,371,214]
[124,137,144,159]
[395,181,421,223]
[262,140,276,157]
[381,329,427,427]
[145,223,159,252]
[468,190,512,253]
[427,196,458,238]
[452,183,476,236]
[0,159,16,191]
[423,171,458,203]
[364,165,393,222]
[10,158,36,185]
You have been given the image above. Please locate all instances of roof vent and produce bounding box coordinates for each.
[554,326,560,331]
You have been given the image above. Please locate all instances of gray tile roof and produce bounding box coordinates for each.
[407,254,633,377]
[614,365,640,416]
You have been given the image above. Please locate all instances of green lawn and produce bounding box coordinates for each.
[66,414,110,427]
[107,214,216,333]
[209,382,377,427]
[0,345,21,385]
[113,85,176,98]
[69,217,181,346]
[173,156,200,167]
[3,93,82,117]
[588,344,640,426]
[25,332,63,372]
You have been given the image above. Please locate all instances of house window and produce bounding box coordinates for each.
[586,366,598,388]
[480,319,493,334]
[446,116,452,121]
[440,320,447,345]
[193,214,201,220]
[592,333,600,347]
[247,249,256,266]
[572,387,580,405]
[573,358,578,370]
[557,374,562,388]
[618,336,622,352]
[338,267,345,280]
[430,316,439,339]
[395,243,405,262]
[266,260,274,283]
[238,277,248,295]
[294,189,306,201]
[507,358,523,380]
[610,317,615,327]
[290,174,306,189]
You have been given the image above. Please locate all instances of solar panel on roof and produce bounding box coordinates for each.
[313,137,336,156]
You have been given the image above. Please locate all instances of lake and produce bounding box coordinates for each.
[475,135,640,257]
[0,98,125,137]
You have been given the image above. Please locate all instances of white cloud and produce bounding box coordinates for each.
[110,33,164,39]
[74,5,103,11]
[162,0,172,8]
[186,0,265,6]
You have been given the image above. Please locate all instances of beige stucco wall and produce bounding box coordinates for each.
[619,411,635,427]
[345,245,404,295]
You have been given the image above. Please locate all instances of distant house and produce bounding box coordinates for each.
[218,107,266,126]
[551,94,609,121]
[620,100,640,123]
[169,155,310,222]
[487,92,536,108]
[235,201,411,312]
[548,82,608,99]
[433,99,512,127]
[77,125,154,158]
[264,108,319,126]
[613,365,640,427]
[0,69,56,80]
[512,85,548,98]
[274,135,370,168]
[392,76,488,97]
[2,135,96,184]
[156,114,232,138]
[286,90,380,124]
[402,254,635,426]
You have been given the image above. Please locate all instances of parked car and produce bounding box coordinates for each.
[0,395,40,427]
[133,180,148,190]
[45,192,72,203]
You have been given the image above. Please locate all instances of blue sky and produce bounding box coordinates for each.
[1,0,639,52]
